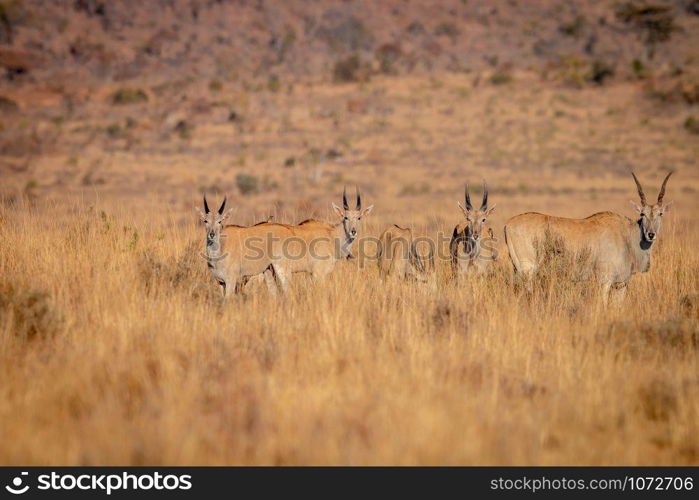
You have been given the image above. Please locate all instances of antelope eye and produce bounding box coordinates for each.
[344,216,348,221]
[358,217,361,220]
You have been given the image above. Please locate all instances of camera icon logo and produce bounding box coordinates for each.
[5,472,29,495]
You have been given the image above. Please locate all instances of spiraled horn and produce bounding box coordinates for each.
[342,187,349,210]
[464,185,473,211]
[657,171,673,204]
[218,196,227,215]
[631,172,647,206]
[203,195,210,214]
[356,186,361,210]
[481,180,488,210]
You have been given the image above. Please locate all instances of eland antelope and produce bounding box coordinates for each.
[253,188,373,288]
[504,172,674,303]
[282,187,373,280]
[377,225,435,284]
[450,181,497,280]
[197,196,294,297]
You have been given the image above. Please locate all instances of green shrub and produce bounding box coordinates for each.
[558,57,614,86]
[174,120,192,139]
[333,54,369,83]
[489,72,512,85]
[559,55,585,88]
[631,58,650,79]
[682,81,699,104]
[110,88,148,105]
[106,123,123,139]
[684,115,699,135]
[138,241,217,300]
[267,74,281,93]
[273,26,296,62]
[406,21,425,35]
[615,2,680,56]
[325,148,342,159]
[236,174,259,195]
[434,22,460,39]
[558,15,586,38]
[0,280,64,341]
[0,95,19,112]
[320,17,373,51]
[587,59,615,84]
[0,0,29,43]
[376,43,402,75]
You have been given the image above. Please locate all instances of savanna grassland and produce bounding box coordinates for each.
[1,0,699,465]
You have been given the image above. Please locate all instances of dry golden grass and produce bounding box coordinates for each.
[0,186,697,465]
[3,0,699,465]
[2,63,699,465]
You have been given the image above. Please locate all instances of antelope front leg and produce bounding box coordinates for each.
[512,260,535,294]
[271,263,291,295]
[263,268,279,299]
[220,280,232,299]
[452,258,471,285]
[234,276,249,296]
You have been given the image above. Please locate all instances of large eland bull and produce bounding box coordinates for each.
[504,172,674,304]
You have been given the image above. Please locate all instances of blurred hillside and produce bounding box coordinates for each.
[1,0,698,83]
[0,0,698,212]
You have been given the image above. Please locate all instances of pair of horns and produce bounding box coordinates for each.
[203,195,227,215]
[464,181,488,211]
[342,187,361,210]
[631,171,673,206]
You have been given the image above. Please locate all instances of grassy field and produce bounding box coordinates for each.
[1,70,698,465]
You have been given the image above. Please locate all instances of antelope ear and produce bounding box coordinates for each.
[457,201,469,216]
[332,203,345,218]
[486,204,497,216]
[195,207,207,221]
[360,204,373,217]
[629,200,643,213]
[221,208,233,221]
[662,200,674,213]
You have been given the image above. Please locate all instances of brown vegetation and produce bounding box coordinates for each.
[0,0,698,466]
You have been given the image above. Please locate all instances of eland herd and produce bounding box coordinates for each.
[198,172,673,305]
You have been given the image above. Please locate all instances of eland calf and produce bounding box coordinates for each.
[377,225,435,284]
